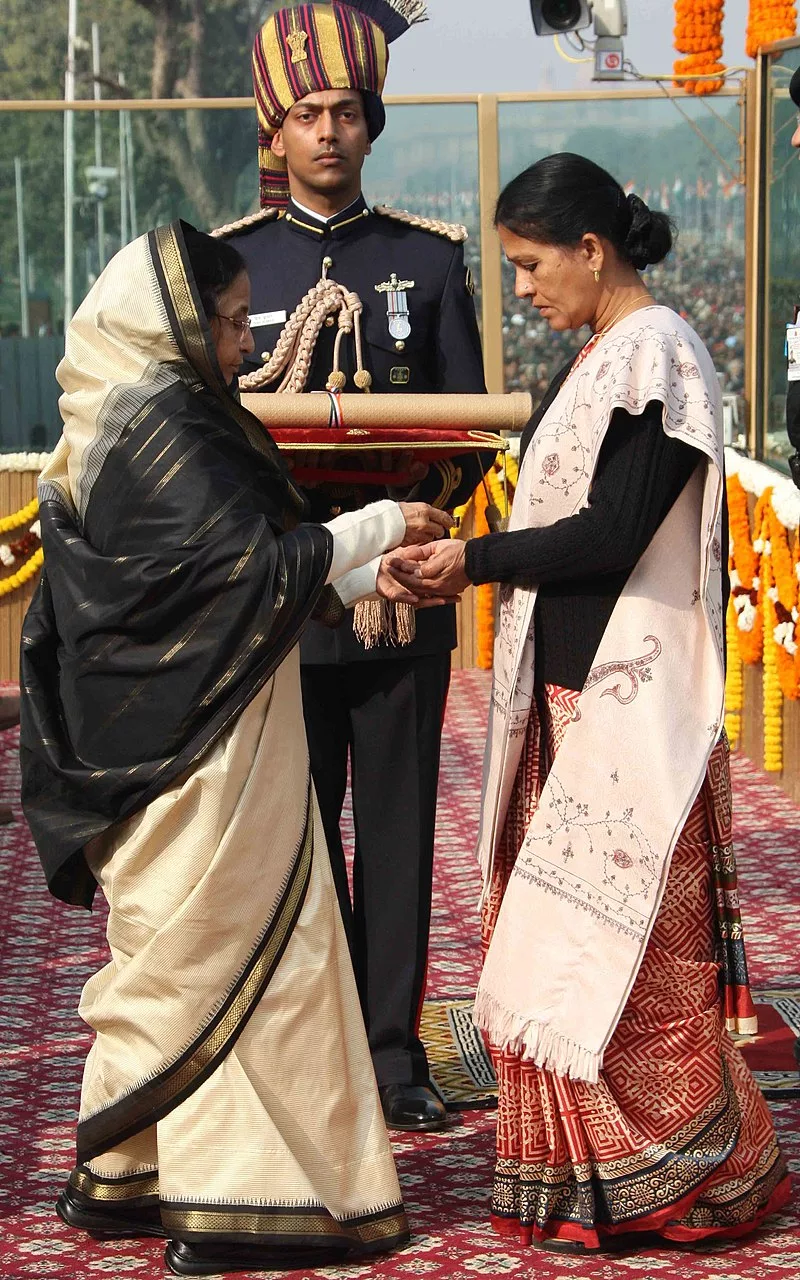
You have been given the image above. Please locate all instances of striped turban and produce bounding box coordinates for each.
[252,1,427,208]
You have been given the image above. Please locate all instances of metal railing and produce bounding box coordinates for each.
[0,87,747,447]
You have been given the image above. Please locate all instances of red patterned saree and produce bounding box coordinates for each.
[481,684,791,1251]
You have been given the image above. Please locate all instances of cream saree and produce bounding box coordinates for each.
[74,649,407,1252]
[20,221,408,1256]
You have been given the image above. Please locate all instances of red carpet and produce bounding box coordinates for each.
[0,669,797,1279]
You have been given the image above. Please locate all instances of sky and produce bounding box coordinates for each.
[386,0,751,94]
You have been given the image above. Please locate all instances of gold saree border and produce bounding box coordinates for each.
[147,223,305,518]
[490,1061,788,1229]
[70,1165,159,1203]
[160,1200,410,1250]
[149,225,218,393]
[77,786,314,1164]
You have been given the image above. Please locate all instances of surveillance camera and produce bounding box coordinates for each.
[529,0,591,38]
[591,0,627,38]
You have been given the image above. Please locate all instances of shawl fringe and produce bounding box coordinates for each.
[472,989,602,1084]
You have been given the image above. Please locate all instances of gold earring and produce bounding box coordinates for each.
[594,269,601,283]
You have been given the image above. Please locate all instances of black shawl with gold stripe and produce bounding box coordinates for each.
[20,223,332,906]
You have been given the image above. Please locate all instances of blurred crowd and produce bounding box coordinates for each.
[503,239,744,405]
[371,187,745,407]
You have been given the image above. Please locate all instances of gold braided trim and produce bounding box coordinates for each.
[239,275,368,393]
[430,458,462,509]
[160,1203,409,1245]
[373,204,467,243]
[210,208,281,239]
[71,1166,160,1201]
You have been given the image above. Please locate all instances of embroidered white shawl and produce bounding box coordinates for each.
[473,306,725,1083]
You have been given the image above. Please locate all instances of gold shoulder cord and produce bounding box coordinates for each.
[209,207,281,239]
[372,204,468,244]
[239,268,372,396]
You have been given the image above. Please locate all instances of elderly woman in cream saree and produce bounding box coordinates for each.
[20,222,420,1276]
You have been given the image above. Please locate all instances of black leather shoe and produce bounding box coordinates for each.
[56,1184,165,1239]
[165,1240,349,1275]
[379,1083,448,1132]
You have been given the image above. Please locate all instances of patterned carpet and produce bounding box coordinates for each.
[0,668,798,1280]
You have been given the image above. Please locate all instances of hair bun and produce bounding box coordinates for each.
[623,192,673,269]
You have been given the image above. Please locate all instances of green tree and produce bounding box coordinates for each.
[0,0,280,327]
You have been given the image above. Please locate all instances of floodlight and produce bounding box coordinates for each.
[529,0,591,38]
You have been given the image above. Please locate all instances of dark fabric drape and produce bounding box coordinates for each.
[20,223,333,907]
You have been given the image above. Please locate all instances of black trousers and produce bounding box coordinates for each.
[300,652,450,1087]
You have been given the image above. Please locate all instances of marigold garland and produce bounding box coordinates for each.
[473,480,495,670]
[728,475,764,665]
[0,499,42,597]
[459,452,520,669]
[0,497,38,536]
[724,594,743,747]
[0,525,41,568]
[725,471,800,775]
[674,0,726,95]
[745,0,797,57]
[766,502,800,700]
[0,545,44,597]
[761,542,784,771]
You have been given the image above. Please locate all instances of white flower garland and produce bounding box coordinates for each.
[725,448,800,532]
[0,452,52,473]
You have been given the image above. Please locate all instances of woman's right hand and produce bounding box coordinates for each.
[397,502,453,546]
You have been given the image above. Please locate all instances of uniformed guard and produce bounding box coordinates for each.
[216,0,491,1132]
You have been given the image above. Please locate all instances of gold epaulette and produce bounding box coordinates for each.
[372,204,468,243]
[210,207,281,239]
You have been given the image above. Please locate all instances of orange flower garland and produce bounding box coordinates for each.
[728,475,764,665]
[761,536,784,770]
[725,471,800,774]
[766,502,800,700]
[674,0,726,95]
[745,0,797,57]
[724,594,744,747]
[473,480,495,670]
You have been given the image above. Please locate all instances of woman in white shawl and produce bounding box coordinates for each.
[389,155,790,1253]
[20,222,451,1276]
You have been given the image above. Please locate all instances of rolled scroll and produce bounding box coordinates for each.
[240,391,525,487]
[241,391,533,433]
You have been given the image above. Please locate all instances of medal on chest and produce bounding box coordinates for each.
[375,272,415,342]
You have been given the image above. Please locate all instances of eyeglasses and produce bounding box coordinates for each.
[214,312,252,333]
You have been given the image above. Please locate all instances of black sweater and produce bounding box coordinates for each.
[464,378,699,692]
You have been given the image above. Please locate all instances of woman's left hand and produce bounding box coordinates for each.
[391,540,470,597]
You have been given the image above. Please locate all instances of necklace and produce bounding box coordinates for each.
[595,292,654,336]
[566,293,655,382]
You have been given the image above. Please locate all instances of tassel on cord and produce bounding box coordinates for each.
[353,600,417,648]
[348,0,428,42]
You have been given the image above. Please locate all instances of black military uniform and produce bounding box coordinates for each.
[228,192,488,1091]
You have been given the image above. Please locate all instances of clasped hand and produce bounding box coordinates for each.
[375,502,456,607]
[376,534,469,607]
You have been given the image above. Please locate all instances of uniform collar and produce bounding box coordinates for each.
[283,193,371,241]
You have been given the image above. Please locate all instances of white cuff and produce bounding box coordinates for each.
[324,500,405,583]
[332,555,382,608]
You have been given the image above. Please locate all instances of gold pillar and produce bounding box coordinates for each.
[477,94,504,394]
